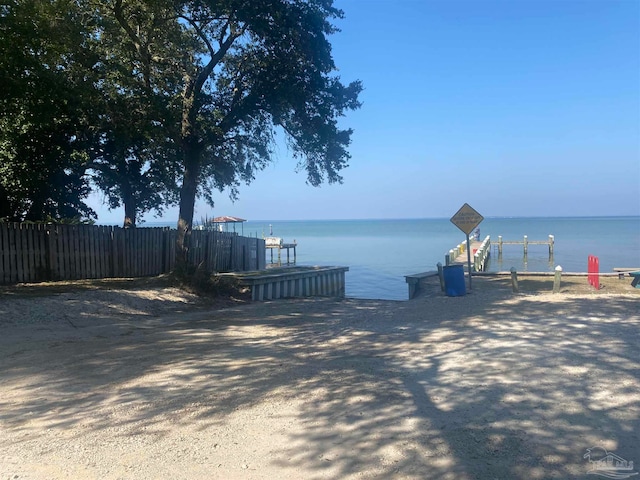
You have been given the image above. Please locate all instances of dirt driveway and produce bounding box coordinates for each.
[1,278,639,479]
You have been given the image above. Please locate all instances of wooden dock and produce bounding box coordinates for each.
[446,235,491,272]
[265,236,297,266]
[497,235,554,255]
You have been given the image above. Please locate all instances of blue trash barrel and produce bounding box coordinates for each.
[443,265,466,297]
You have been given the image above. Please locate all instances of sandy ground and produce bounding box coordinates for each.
[1,276,639,479]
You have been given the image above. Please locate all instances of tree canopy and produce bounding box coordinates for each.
[1,0,362,261]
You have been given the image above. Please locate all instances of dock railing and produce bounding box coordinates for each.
[445,236,490,272]
[497,234,554,255]
[474,236,491,272]
[445,239,469,266]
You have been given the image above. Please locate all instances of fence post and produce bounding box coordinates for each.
[437,262,445,291]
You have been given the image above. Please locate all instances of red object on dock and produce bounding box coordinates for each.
[588,255,600,290]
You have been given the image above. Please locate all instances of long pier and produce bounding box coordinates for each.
[446,236,491,272]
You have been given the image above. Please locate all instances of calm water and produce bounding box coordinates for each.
[147,217,640,300]
[240,217,640,300]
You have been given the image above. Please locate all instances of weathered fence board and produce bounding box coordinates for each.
[0,223,265,285]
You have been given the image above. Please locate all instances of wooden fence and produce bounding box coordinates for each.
[0,223,266,285]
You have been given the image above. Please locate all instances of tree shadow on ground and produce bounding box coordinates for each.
[1,281,638,479]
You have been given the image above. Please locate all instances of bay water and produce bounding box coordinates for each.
[238,217,640,300]
[145,216,639,300]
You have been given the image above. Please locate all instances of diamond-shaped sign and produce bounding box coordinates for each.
[450,203,484,235]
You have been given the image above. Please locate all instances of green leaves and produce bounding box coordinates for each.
[1,0,362,229]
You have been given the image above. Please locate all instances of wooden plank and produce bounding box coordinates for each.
[20,223,29,282]
[32,224,40,281]
[107,226,114,277]
[35,224,46,281]
[143,228,150,275]
[162,228,169,273]
[139,228,145,276]
[86,225,96,279]
[134,228,141,276]
[134,228,140,276]
[62,225,71,280]
[55,225,65,280]
[45,225,55,280]
[72,225,81,280]
[19,224,29,282]
[111,227,119,278]
[93,225,101,278]
[9,223,20,283]
[26,223,36,282]
[74,225,82,279]
[205,232,215,272]
[117,227,124,277]
[93,226,102,278]
[61,225,70,280]
[127,227,132,276]
[124,227,132,277]
[23,223,32,282]
[149,228,156,275]
[0,223,7,284]
[156,228,163,274]
[88,225,97,278]
[149,229,156,275]
[63,225,71,280]
[12,223,22,283]
[125,227,132,277]
[99,226,109,277]
[78,225,86,279]
[65,225,74,280]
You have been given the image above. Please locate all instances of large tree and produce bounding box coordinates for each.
[0,0,100,222]
[108,0,362,264]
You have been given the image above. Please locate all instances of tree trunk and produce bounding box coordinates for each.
[24,192,46,222]
[122,185,136,228]
[175,143,200,269]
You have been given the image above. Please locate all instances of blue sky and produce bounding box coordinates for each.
[89,0,640,224]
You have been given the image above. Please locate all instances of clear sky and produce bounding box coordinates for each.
[88,0,640,224]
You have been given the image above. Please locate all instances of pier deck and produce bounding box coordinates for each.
[451,240,483,266]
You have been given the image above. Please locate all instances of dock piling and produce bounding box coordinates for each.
[510,267,519,293]
[437,262,445,291]
[553,265,562,293]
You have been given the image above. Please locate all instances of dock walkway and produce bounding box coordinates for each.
[451,240,483,266]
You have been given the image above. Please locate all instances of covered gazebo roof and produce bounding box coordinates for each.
[210,216,246,234]
[212,216,246,224]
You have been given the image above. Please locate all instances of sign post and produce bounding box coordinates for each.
[450,203,484,290]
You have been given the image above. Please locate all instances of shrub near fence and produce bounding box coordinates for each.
[0,223,265,285]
